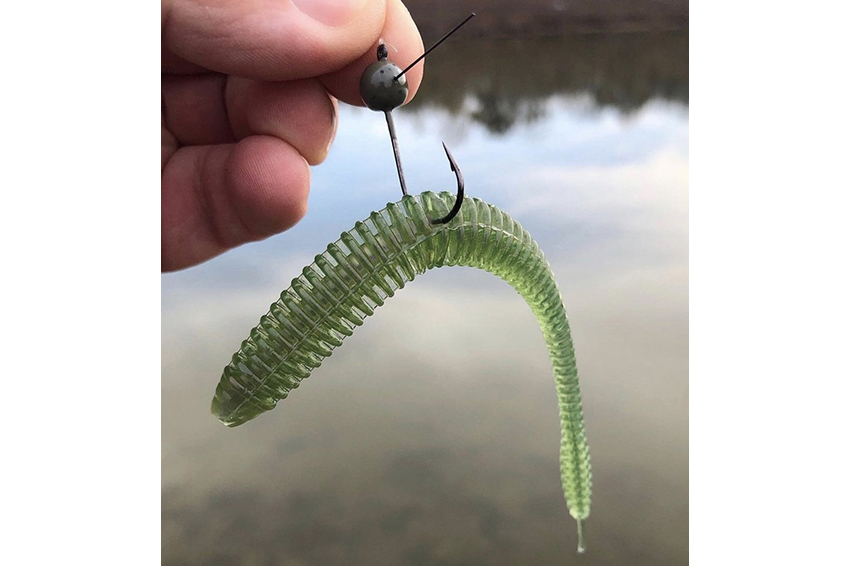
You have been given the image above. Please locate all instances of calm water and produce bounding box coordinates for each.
[162,31,688,565]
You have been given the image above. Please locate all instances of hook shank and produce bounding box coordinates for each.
[384,111,408,196]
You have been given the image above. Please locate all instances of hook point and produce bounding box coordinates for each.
[442,142,458,172]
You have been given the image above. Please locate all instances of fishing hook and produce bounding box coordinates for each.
[383,109,464,224]
[359,14,475,225]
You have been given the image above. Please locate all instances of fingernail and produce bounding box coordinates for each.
[291,0,364,27]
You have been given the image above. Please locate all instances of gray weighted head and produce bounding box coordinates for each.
[359,60,409,112]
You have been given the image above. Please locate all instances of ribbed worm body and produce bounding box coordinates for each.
[212,191,592,549]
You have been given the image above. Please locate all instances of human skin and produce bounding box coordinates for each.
[161,0,424,271]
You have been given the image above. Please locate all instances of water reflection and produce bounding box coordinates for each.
[163,286,688,565]
[406,31,688,134]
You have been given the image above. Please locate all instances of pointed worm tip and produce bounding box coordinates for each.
[575,518,586,554]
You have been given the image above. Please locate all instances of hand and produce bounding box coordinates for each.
[162,0,424,272]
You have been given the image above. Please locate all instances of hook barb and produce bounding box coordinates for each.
[429,142,464,225]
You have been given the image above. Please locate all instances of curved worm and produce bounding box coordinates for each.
[211,191,592,551]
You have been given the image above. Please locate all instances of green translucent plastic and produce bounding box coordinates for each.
[211,191,592,550]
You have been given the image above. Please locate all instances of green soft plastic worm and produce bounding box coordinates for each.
[212,191,592,551]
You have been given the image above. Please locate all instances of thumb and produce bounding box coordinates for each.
[162,0,389,81]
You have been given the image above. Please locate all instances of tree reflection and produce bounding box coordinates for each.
[404,31,688,135]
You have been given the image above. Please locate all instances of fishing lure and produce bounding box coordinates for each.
[211,192,592,551]
[212,13,592,553]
